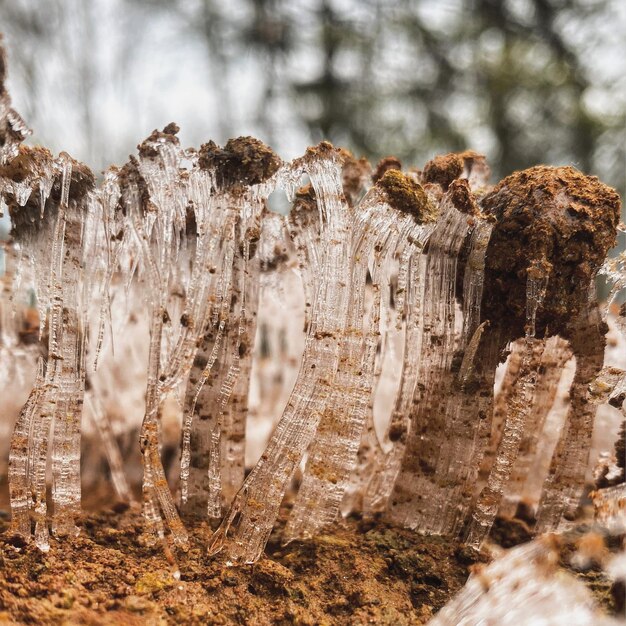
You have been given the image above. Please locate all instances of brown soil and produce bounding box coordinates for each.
[198,137,281,189]
[0,505,482,626]
[2,502,621,625]
[137,123,181,159]
[447,179,481,216]
[377,170,437,223]
[371,157,401,184]
[1,146,95,239]
[421,154,463,190]
[339,149,371,207]
[481,165,621,340]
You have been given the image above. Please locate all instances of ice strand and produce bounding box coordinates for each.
[341,238,410,517]
[178,138,281,519]
[51,161,93,538]
[8,154,97,550]
[477,342,524,489]
[180,188,266,518]
[179,201,234,514]
[386,199,471,530]
[284,188,421,541]
[429,218,495,535]
[466,337,546,548]
[8,357,45,536]
[121,146,189,546]
[85,390,132,501]
[32,158,72,549]
[182,217,237,519]
[536,301,607,532]
[205,227,248,520]
[465,260,554,546]
[499,336,572,517]
[209,144,351,564]
[362,248,428,515]
[220,211,264,509]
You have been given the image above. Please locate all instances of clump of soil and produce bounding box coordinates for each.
[372,157,402,184]
[422,154,464,190]
[2,146,95,239]
[447,179,481,216]
[137,123,180,158]
[339,149,371,206]
[0,506,480,625]
[377,170,437,223]
[199,137,281,189]
[481,165,621,339]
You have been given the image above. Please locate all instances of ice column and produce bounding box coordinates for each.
[285,171,434,541]
[209,143,351,564]
[180,138,279,519]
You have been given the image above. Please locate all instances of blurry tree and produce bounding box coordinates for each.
[287,0,625,195]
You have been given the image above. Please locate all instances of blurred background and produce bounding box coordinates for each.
[0,0,624,205]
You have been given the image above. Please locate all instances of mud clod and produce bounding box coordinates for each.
[481,165,621,339]
[422,153,464,190]
[198,136,281,189]
[372,156,402,184]
[378,169,437,223]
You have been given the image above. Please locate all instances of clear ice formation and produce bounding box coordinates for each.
[429,537,620,626]
[1,37,625,567]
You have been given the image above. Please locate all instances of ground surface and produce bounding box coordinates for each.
[0,503,482,626]
[0,499,622,625]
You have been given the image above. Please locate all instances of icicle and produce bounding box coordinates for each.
[91,169,120,371]
[32,199,69,549]
[599,251,626,318]
[180,319,225,506]
[362,249,428,515]
[8,357,45,537]
[12,180,32,207]
[125,129,190,546]
[470,164,621,539]
[386,197,474,531]
[536,304,608,533]
[179,138,278,519]
[220,214,264,508]
[461,220,493,342]
[49,155,96,540]
[38,172,54,219]
[457,320,489,388]
[85,391,131,501]
[499,336,572,517]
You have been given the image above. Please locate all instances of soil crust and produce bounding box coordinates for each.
[0,505,481,625]
[0,500,622,624]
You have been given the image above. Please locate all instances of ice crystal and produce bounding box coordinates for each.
[0,35,624,596]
